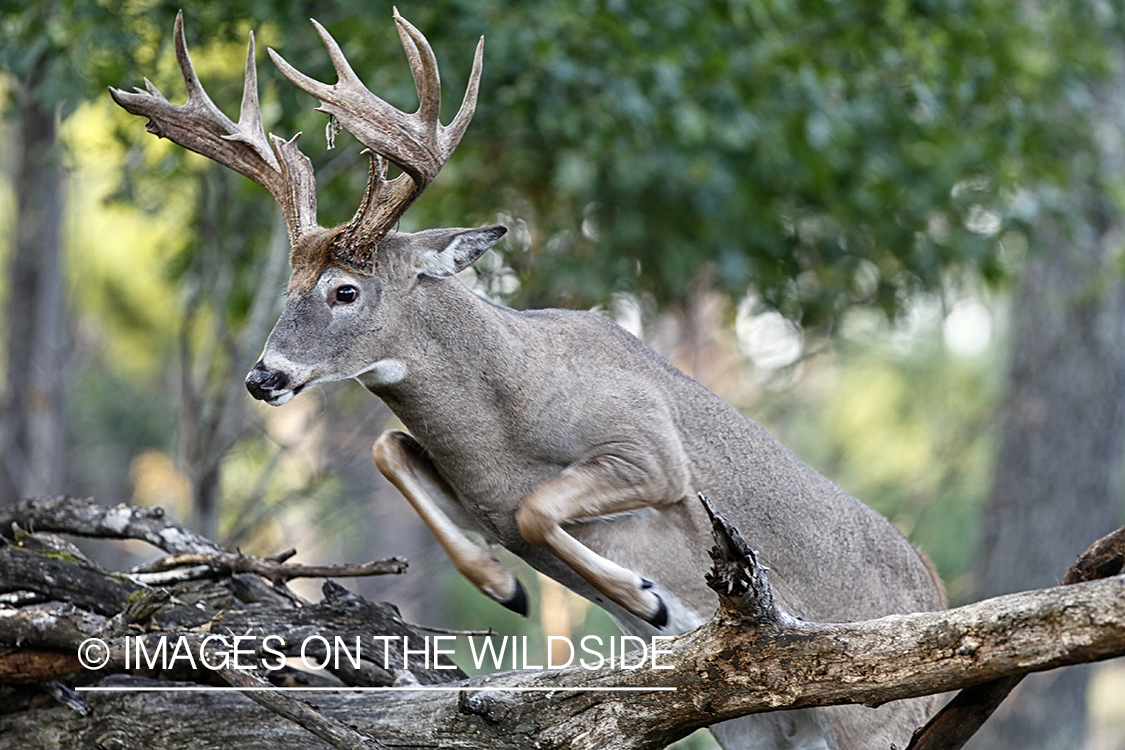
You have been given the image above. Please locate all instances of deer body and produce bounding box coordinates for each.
[353,260,941,633]
[264,233,944,747]
[112,14,943,748]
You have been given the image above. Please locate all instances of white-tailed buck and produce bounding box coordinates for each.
[112,12,944,749]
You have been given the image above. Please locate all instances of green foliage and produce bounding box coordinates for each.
[163,0,1115,328]
[0,0,157,114]
[468,0,1119,322]
[13,0,1111,330]
[5,1,1122,329]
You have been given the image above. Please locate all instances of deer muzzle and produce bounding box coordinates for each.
[245,362,297,405]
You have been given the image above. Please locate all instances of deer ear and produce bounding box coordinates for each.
[415,225,508,277]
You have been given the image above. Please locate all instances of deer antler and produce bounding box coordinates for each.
[112,12,482,271]
[269,10,484,269]
[109,12,319,248]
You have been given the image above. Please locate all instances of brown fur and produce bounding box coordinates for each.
[286,226,359,292]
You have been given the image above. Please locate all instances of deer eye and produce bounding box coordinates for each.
[332,285,358,305]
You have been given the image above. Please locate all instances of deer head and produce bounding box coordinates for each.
[110,11,505,406]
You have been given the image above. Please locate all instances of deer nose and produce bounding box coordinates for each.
[245,362,289,400]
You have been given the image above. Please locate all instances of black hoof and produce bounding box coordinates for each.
[645,592,668,629]
[500,579,529,617]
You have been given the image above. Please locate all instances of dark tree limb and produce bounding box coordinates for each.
[220,667,382,750]
[904,525,1125,750]
[0,494,387,607]
[1061,526,1125,585]
[0,579,462,688]
[0,647,80,683]
[0,544,142,616]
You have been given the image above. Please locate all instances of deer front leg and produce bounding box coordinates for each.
[373,430,528,615]
[515,457,687,628]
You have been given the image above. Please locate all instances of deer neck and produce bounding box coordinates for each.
[360,277,523,452]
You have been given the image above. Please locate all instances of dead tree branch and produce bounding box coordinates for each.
[0,496,1124,750]
[905,525,1125,750]
[131,551,408,586]
[220,667,383,750]
[1,495,222,554]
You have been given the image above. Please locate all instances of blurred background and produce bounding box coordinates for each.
[2,1,1125,748]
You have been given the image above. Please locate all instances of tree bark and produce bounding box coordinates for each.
[906,525,1125,750]
[970,52,1125,747]
[1,80,69,505]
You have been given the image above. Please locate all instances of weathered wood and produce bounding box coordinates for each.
[3,574,1125,749]
[1,496,222,554]
[0,580,462,688]
[1062,526,1125,585]
[220,667,382,750]
[707,499,1125,750]
[131,551,408,586]
[905,523,1125,750]
[0,648,80,684]
[2,497,1125,750]
[0,545,141,616]
[699,493,782,628]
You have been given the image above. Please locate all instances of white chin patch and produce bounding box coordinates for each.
[267,391,296,406]
[356,359,408,388]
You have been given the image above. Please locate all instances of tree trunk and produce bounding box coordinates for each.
[0,81,69,505]
[969,211,1125,749]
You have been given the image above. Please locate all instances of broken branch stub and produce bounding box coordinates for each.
[699,492,783,628]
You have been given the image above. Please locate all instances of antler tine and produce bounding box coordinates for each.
[166,9,276,173]
[171,13,222,123]
[271,132,319,240]
[235,31,270,159]
[442,35,485,159]
[269,24,439,186]
[268,20,364,104]
[110,11,318,247]
[392,10,442,132]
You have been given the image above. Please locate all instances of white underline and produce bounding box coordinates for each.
[76,686,677,693]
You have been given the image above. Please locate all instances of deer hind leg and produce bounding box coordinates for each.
[372,430,527,615]
[515,458,686,628]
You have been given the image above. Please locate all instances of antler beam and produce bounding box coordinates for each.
[109,12,319,248]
